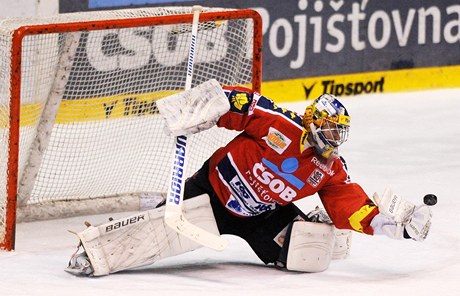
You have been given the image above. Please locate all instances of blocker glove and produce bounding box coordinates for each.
[371,188,432,241]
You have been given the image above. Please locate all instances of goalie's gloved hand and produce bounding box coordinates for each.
[156,79,230,136]
[371,188,432,241]
[306,206,333,224]
[402,204,432,241]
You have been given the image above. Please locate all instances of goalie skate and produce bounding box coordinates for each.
[65,244,94,277]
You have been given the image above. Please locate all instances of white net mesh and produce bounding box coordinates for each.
[0,7,259,247]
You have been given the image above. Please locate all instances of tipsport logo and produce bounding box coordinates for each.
[251,157,305,202]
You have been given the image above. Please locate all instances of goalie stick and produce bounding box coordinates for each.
[163,5,228,251]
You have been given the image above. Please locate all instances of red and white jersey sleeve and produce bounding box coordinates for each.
[207,86,379,235]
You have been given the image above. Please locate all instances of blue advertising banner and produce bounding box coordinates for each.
[60,0,460,82]
[59,0,460,99]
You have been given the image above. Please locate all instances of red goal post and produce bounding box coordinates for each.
[0,7,262,250]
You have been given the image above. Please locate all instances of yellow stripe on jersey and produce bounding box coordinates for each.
[348,205,377,233]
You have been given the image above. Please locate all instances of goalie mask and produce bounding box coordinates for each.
[302,94,350,159]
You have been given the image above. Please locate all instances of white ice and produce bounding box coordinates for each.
[1,88,459,296]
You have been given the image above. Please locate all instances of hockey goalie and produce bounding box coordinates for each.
[65,79,432,276]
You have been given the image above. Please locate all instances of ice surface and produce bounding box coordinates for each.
[2,88,459,296]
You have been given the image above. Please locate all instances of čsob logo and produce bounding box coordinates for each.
[262,157,305,189]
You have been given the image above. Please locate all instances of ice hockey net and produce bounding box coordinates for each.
[0,7,262,250]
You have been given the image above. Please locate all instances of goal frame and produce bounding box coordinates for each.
[2,9,262,251]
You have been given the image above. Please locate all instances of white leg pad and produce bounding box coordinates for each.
[78,194,219,276]
[332,229,352,260]
[286,221,335,272]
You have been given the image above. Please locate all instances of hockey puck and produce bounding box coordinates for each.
[423,194,437,206]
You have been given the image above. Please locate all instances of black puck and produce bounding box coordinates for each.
[423,194,437,206]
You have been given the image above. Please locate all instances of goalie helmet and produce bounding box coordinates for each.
[302,94,350,159]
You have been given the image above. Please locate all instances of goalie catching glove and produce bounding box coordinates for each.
[371,188,432,241]
[156,79,230,136]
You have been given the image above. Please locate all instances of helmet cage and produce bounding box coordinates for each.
[317,117,349,147]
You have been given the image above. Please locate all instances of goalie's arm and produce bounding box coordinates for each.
[156,80,273,136]
[317,169,432,241]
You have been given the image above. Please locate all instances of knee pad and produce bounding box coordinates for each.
[280,221,352,272]
[285,221,335,272]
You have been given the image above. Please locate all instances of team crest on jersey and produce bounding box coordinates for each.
[231,93,249,111]
[307,168,324,188]
[263,127,291,154]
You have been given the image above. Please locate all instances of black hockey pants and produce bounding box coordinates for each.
[184,159,306,265]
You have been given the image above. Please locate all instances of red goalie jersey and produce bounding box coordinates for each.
[207,86,379,235]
